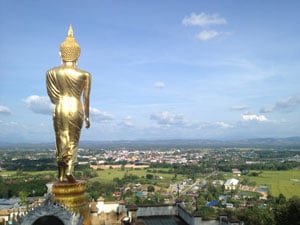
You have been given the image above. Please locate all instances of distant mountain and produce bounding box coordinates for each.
[78,137,300,149]
[0,142,54,150]
[226,137,300,148]
[0,137,300,150]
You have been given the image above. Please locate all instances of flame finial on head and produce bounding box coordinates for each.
[60,25,81,62]
[68,25,74,37]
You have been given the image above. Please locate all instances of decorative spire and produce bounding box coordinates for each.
[60,25,81,62]
[68,25,74,37]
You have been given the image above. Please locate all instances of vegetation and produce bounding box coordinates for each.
[0,173,53,198]
[0,166,95,199]
[0,143,299,224]
[273,196,300,225]
[86,167,187,201]
[242,169,300,199]
[236,207,275,225]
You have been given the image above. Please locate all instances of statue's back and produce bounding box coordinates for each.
[46,66,90,104]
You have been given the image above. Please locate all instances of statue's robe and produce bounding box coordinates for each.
[46,66,88,167]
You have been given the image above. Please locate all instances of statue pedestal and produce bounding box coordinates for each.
[52,180,91,225]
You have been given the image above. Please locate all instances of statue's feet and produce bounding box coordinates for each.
[66,174,76,183]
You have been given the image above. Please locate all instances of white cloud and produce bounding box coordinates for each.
[214,121,234,129]
[119,116,134,128]
[90,107,114,122]
[196,30,221,41]
[0,105,12,115]
[182,12,227,27]
[242,113,268,122]
[260,95,300,113]
[182,12,229,42]
[195,121,234,130]
[154,81,165,89]
[24,95,52,115]
[260,106,272,113]
[230,105,249,111]
[150,111,186,126]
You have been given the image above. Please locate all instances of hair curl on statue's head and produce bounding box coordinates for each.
[60,25,81,62]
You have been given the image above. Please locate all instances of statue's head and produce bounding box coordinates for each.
[60,25,81,62]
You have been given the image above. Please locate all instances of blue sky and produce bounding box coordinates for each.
[0,0,300,143]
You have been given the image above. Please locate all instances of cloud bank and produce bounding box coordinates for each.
[196,30,221,41]
[118,116,134,128]
[0,105,12,115]
[182,13,227,27]
[90,107,114,122]
[230,105,249,111]
[150,111,186,126]
[242,113,268,122]
[154,81,166,89]
[261,95,300,113]
[183,12,229,41]
[24,95,52,115]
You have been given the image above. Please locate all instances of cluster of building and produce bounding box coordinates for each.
[0,168,267,225]
[0,194,244,225]
[78,148,205,167]
[0,146,277,225]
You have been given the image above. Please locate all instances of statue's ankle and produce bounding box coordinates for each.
[66,174,76,183]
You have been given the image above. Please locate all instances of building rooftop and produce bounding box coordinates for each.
[140,216,188,225]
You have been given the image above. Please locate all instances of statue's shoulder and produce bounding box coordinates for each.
[77,68,91,77]
[46,66,61,75]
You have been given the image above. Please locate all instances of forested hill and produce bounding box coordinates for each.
[0,137,300,150]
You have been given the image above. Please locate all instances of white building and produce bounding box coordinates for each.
[224,178,239,191]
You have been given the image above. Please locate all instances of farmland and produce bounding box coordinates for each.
[88,167,186,187]
[244,169,300,199]
[2,167,300,199]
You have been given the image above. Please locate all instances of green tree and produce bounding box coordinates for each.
[113,177,123,187]
[276,193,287,205]
[237,207,274,225]
[15,169,23,177]
[19,190,29,206]
[147,185,155,192]
[87,181,101,200]
[274,196,300,225]
[146,174,154,179]
[0,177,9,198]
[197,195,207,206]
[198,206,215,219]
[241,177,250,185]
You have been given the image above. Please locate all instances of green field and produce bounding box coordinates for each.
[2,168,300,199]
[244,169,300,199]
[0,170,56,177]
[88,167,186,186]
[1,168,185,185]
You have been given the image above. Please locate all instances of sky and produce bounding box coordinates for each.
[0,0,300,143]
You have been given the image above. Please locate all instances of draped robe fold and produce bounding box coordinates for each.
[46,66,87,167]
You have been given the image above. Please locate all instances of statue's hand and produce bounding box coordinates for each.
[85,117,90,128]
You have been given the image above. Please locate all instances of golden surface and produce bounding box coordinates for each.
[60,25,81,62]
[53,181,91,225]
[46,25,91,183]
[52,180,86,195]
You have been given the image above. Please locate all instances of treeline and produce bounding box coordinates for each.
[2,158,57,171]
[234,195,300,225]
[255,150,300,159]
[0,166,95,199]
[150,161,299,179]
[218,161,299,172]
[150,162,214,177]
[0,175,51,198]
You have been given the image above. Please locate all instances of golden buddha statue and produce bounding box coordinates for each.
[46,25,91,183]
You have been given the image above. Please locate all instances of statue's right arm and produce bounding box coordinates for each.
[46,70,60,104]
[83,72,91,128]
